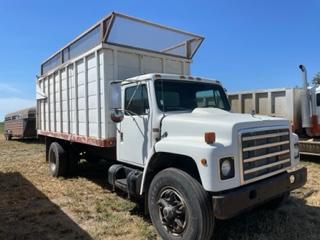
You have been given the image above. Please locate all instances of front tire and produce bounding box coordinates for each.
[148,168,214,240]
[48,142,67,177]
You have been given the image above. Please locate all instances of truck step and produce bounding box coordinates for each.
[107,164,143,197]
[114,178,128,192]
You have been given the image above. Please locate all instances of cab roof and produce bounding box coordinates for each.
[122,73,222,86]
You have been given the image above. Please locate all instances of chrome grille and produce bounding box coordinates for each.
[241,128,291,183]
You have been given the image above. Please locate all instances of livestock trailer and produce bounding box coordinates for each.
[4,107,37,140]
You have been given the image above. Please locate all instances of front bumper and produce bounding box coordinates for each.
[212,167,307,219]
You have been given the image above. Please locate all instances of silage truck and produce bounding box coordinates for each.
[36,12,307,240]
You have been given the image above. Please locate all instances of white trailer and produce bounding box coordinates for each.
[228,66,320,156]
[228,88,303,133]
[36,12,306,240]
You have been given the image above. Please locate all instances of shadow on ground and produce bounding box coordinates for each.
[301,154,320,163]
[76,160,150,220]
[213,196,320,240]
[0,172,92,240]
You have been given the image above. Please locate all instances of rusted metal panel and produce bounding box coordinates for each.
[4,107,37,139]
[37,130,115,147]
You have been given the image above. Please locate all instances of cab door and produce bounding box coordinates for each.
[117,82,151,166]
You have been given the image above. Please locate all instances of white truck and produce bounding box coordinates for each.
[36,12,307,240]
[228,65,320,156]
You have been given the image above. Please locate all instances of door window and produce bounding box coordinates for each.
[125,84,149,115]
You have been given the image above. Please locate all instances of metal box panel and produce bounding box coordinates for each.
[228,88,303,132]
[37,44,191,147]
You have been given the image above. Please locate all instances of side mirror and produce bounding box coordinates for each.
[110,81,121,109]
[110,81,123,123]
[111,109,124,123]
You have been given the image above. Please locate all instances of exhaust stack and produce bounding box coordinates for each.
[299,65,311,128]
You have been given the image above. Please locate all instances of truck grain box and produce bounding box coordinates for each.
[228,65,320,156]
[36,12,307,240]
[4,107,37,140]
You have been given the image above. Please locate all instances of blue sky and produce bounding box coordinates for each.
[0,0,319,120]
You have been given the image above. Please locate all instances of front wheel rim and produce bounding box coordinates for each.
[157,187,188,236]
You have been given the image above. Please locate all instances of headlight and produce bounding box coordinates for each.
[220,157,235,180]
[294,143,300,159]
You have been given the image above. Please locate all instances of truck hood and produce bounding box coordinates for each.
[161,108,290,145]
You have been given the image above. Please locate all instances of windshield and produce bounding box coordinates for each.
[154,80,230,112]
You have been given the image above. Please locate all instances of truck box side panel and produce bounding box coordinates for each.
[76,59,86,136]
[165,59,183,74]
[49,75,54,131]
[256,93,268,115]
[242,94,253,114]
[143,56,163,73]
[228,88,303,132]
[45,78,49,131]
[103,49,115,139]
[37,45,190,147]
[54,72,61,132]
[229,95,240,113]
[61,69,68,133]
[40,80,45,130]
[87,53,98,137]
[271,91,286,117]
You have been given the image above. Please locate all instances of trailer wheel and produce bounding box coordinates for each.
[48,142,67,177]
[148,168,214,240]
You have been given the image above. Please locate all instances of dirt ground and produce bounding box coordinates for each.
[0,135,319,240]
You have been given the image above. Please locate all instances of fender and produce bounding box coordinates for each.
[139,137,221,194]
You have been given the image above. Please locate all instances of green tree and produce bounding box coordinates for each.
[312,72,320,85]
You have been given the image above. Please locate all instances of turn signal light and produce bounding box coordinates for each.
[204,132,216,144]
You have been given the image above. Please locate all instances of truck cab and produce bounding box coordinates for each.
[109,73,306,238]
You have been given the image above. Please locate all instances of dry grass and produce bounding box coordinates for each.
[0,122,4,134]
[0,136,319,239]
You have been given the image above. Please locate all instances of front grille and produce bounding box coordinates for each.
[241,128,291,183]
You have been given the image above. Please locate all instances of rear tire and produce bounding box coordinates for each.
[48,142,67,177]
[148,168,214,240]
